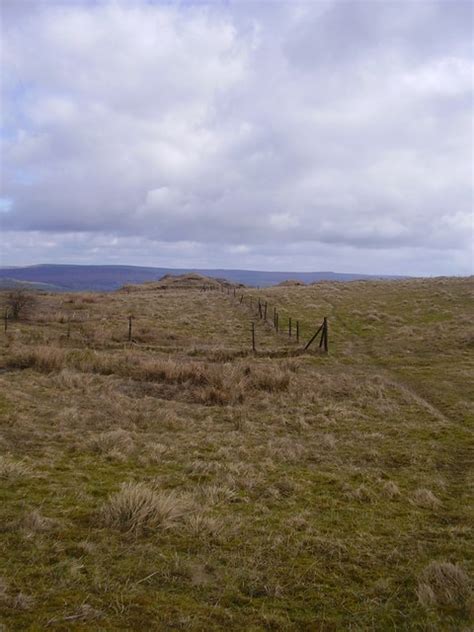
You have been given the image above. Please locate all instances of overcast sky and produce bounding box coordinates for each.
[1,0,472,274]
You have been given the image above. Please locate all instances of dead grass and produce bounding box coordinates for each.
[411,488,442,509]
[0,455,30,480]
[0,278,472,630]
[100,482,194,534]
[417,561,472,610]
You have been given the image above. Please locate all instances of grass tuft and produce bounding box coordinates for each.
[417,561,471,610]
[100,482,193,534]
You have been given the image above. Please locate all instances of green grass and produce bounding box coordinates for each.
[0,278,472,630]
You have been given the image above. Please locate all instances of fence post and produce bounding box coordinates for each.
[296,320,300,343]
[251,321,256,352]
[240,294,244,304]
[67,321,71,339]
[304,321,324,351]
[258,300,263,319]
[319,317,328,350]
[4,308,8,333]
[264,302,268,321]
[275,312,279,333]
[273,307,277,327]
[128,315,133,342]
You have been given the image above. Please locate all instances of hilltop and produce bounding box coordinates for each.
[121,272,244,292]
[0,277,472,630]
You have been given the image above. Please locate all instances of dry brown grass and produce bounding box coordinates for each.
[100,482,194,534]
[0,455,30,480]
[417,561,472,610]
[0,278,472,630]
[411,488,441,509]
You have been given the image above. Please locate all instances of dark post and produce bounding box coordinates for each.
[258,300,263,319]
[233,287,236,298]
[128,315,133,342]
[304,322,324,351]
[4,309,8,333]
[240,294,244,304]
[296,320,300,343]
[273,307,277,327]
[67,321,71,339]
[319,317,328,350]
[251,321,256,352]
[264,302,268,321]
[289,317,292,337]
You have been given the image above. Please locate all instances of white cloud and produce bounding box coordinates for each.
[0,0,472,274]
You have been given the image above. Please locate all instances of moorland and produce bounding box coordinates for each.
[0,276,472,630]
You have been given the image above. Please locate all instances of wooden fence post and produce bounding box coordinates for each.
[275,312,279,333]
[323,317,328,352]
[251,321,256,352]
[296,320,300,343]
[4,309,8,333]
[319,317,328,351]
[240,294,244,304]
[258,300,263,319]
[264,302,268,321]
[273,307,277,327]
[304,321,324,351]
[128,315,133,342]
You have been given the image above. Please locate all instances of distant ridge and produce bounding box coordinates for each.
[0,264,406,292]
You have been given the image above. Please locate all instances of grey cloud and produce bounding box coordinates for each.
[0,0,472,273]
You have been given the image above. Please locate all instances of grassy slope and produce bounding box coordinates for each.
[0,279,472,631]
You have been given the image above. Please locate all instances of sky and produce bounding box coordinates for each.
[0,0,472,275]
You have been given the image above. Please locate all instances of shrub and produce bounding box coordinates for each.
[3,289,37,320]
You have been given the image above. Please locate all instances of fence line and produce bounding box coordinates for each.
[219,284,329,354]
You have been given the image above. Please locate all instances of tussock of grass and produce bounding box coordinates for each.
[417,561,472,610]
[0,455,30,480]
[88,429,135,456]
[100,482,193,534]
[20,510,57,534]
[411,488,441,509]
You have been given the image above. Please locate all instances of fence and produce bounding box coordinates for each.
[216,284,329,354]
[2,285,329,356]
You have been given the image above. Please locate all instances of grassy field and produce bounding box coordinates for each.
[0,277,472,631]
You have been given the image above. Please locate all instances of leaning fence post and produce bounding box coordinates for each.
[128,315,133,342]
[251,321,256,352]
[304,321,324,351]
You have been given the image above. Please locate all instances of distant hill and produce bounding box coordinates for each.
[0,276,66,292]
[0,264,405,292]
